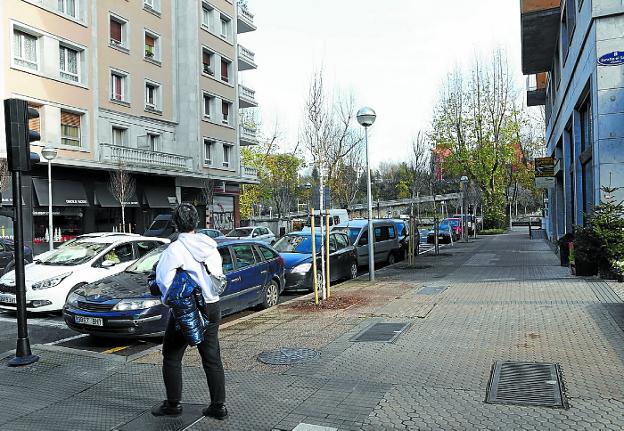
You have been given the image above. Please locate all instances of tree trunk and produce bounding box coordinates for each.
[121,205,126,233]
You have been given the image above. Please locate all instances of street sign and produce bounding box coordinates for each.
[598,51,624,66]
[535,157,555,177]
[535,177,555,189]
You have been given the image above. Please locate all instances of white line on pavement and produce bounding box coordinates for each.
[0,316,68,329]
[45,333,88,346]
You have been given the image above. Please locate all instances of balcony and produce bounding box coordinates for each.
[237,4,256,33]
[240,123,259,146]
[526,72,547,106]
[520,0,561,74]
[241,164,258,181]
[238,45,257,71]
[100,144,193,172]
[239,84,258,108]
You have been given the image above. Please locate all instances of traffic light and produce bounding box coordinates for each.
[3,98,40,172]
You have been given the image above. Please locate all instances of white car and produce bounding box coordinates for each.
[33,232,142,262]
[225,226,276,244]
[0,235,168,313]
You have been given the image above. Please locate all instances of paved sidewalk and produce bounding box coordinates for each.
[1,230,624,430]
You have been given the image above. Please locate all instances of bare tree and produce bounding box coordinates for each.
[201,178,215,228]
[333,142,365,210]
[108,161,136,232]
[0,159,9,197]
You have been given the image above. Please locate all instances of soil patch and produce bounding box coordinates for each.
[285,294,370,312]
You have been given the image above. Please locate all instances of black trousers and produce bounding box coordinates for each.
[162,301,226,406]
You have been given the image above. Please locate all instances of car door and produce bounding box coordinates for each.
[89,242,137,282]
[0,241,11,273]
[228,243,265,312]
[356,228,369,267]
[331,233,351,279]
[217,246,237,316]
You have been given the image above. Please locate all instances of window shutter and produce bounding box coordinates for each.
[61,111,81,127]
[221,60,228,80]
[110,19,122,42]
[222,101,229,116]
[203,51,210,66]
[113,75,122,99]
[145,34,155,47]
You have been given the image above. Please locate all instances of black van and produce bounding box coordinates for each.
[143,214,175,238]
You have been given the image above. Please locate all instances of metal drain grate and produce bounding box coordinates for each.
[485,361,567,408]
[417,285,447,295]
[257,348,320,365]
[350,322,411,343]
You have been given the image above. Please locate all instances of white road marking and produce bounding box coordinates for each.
[0,315,69,329]
[45,333,88,346]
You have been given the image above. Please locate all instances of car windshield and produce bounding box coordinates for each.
[200,229,221,238]
[447,219,460,227]
[37,241,109,266]
[126,246,166,273]
[273,235,321,254]
[333,227,361,245]
[148,219,169,231]
[226,228,253,237]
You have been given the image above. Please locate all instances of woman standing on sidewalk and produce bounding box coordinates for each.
[152,203,228,420]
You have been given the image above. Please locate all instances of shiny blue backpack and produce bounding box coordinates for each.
[164,270,207,346]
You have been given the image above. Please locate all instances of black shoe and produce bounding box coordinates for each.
[151,400,183,417]
[203,404,228,420]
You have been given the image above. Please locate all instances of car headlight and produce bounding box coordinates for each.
[32,272,72,290]
[112,298,162,311]
[291,263,312,275]
[66,291,83,307]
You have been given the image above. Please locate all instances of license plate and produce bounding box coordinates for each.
[438,236,445,239]
[75,316,103,326]
[0,294,16,304]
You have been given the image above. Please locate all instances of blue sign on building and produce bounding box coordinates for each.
[598,51,624,66]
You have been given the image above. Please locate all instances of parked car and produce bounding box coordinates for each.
[144,214,175,238]
[452,214,476,235]
[426,218,462,244]
[198,228,225,239]
[225,226,276,244]
[332,219,403,267]
[62,239,285,338]
[302,209,349,232]
[0,235,168,312]
[33,232,141,262]
[0,239,33,276]
[274,231,357,291]
[391,219,419,260]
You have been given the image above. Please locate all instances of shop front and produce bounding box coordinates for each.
[93,182,140,233]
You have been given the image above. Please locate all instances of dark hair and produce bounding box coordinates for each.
[172,203,199,233]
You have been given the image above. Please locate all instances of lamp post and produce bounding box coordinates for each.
[357,106,376,281]
[460,175,469,242]
[41,147,58,251]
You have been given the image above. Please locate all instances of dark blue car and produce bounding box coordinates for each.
[274,231,358,291]
[63,239,285,338]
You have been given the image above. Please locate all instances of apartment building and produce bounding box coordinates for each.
[0,0,258,240]
[520,0,624,241]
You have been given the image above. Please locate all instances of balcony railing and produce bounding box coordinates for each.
[237,4,256,33]
[100,144,193,172]
[526,72,547,106]
[241,164,258,180]
[239,84,258,108]
[238,45,257,70]
[240,123,258,145]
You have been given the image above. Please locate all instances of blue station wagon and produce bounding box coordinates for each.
[63,239,285,338]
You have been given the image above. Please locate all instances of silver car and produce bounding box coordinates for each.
[225,226,276,245]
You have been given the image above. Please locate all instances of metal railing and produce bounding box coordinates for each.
[240,124,258,142]
[241,164,258,179]
[238,45,256,65]
[100,144,193,171]
[239,6,254,23]
[239,84,256,103]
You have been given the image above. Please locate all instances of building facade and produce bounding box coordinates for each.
[521,0,624,241]
[0,0,258,243]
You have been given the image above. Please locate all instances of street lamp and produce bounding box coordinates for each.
[357,106,377,281]
[460,175,469,242]
[41,147,58,251]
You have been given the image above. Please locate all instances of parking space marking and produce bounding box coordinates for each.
[103,345,129,354]
[0,316,68,329]
[45,333,88,346]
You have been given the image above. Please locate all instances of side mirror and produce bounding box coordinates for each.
[101,260,116,268]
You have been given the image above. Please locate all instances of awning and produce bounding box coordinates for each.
[142,186,178,209]
[0,178,26,206]
[94,183,140,208]
[32,178,89,207]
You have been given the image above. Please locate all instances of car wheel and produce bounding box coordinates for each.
[387,253,396,265]
[350,261,358,280]
[261,280,279,309]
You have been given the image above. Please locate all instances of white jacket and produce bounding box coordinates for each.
[156,232,224,304]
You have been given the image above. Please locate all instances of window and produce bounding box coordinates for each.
[258,246,278,261]
[334,233,349,250]
[232,244,257,269]
[60,111,81,147]
[143,0,160,12]
[202,3,214,30]
[219,247,233,273]
[203,93,215,119]
[374,226,393,242]
[111,72,127,102]
[204,139,214,165]
[221,58,230,83]
[579,96,594,218]
[110,16,127,48]
[221,100,231,125]
[220,14,231,39]
[145,81,160,110]
[28,105,41,137]
[58,0,77,17]
[136,241,159,257]
[148,133,160,151]
[222,144,231,168]
[144,31,160,60]
[59,45,79,82]
[112,127,126,146]
[13,30,38,70]
[202,48,214,75]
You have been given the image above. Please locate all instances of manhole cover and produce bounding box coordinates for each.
[485,361,567,408]
[350,322,411,343]
[257,348,320,365]
[417,286,447,295]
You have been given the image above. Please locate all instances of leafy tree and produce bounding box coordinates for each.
[587,186,624,272]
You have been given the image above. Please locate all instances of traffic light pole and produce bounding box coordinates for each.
[8,171,38,366]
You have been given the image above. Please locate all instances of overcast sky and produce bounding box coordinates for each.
[240,0,523,167]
